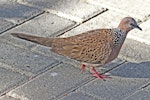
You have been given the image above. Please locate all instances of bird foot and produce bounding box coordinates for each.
[81,64,86,73]
[92,73,110,80]
[91,67,110,80]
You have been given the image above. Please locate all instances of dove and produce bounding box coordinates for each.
[11,17,142,80]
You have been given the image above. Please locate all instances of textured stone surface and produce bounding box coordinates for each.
[119,38,150,62]
[125,85,150,100]
[0,19,14,34]
[7,63,90,100]
[111,62,150,79]
[86,0,150,20]
[59,91,99,100]
[0,64,27,95]
[1,13,75,49]
[21,0,106,22]
[0,95,17,100]
[0,41,59,74]
[78,77,149,100]
[0,1,43,24]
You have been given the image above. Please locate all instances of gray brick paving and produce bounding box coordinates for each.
[59,91,100,100]
[78,77,149,100]
[1,13,75,50]
[0,41,59,75]
[87,0,150,21]
[125,85,150,100]
[0,19,14,34]
[119,38,150,62]
[0,1,43,24]
[6,63,91,100]
[0,95,17,100]
[0,1,43,34]
[19,0,107,22]
[0,0,150,99]
[0,64,28,95]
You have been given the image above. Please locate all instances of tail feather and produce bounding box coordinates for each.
[11,33,54,47]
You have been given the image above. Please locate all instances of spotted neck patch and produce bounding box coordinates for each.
[112,28,127,46]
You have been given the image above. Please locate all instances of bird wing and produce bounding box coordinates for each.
[51,29,113,64]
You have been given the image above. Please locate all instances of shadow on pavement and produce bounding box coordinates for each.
[111,61,150,78]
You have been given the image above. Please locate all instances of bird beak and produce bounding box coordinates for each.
[135,25,142,31]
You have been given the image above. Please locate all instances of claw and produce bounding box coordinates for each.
[81,64,86,73]
[91,67,110,80]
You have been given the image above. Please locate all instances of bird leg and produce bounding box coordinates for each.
[81,64,86,73]
[91,67,109,80]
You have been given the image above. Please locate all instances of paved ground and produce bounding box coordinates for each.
[0,0,150,100]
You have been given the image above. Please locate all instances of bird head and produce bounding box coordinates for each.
[118,17,142,33]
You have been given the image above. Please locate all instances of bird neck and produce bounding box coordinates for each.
[112,28,127,46]
[117,23,131,33]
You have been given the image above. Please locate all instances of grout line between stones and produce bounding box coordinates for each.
[54,61,126,100]
[0,11,45,34]
[0,62,34,77]
[5,63,63,100]
[123,82,150,100]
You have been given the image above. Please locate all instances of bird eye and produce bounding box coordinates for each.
[130,23,134,26]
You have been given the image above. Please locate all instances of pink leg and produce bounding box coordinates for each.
[81,64,86,73]
[91,67,110,80]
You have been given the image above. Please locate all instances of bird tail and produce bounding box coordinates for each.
[11,33,54,47]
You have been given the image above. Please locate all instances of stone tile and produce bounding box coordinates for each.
[7,63,91,100]
[78,77,149,100]
[0,19,14,34]
[59,91,100,100]
[22,0,106,22]
[125,85,150,100]
[0,95,17,100]
[110,62,150,79]
[119,38,150,62]
[0,1,43,24]
[0,41,59,74]
[1,13,75,49]
[87,0,150,20]
[0,64,27,95]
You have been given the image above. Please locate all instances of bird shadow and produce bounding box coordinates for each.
[110,61,150,79]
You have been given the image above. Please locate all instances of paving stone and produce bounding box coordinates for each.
[0,64,27,95]
[22,0,106,22]
[0,19,14,34]
[7,63,90,100]
[59,91,100,100]
[125,85,150,100]
[0,95,17,100]
[0,1,43,24]
[110,62,150,79]
[0,41,59,74]
[78,77,149,100]
[87,0,150,21]
[0,13,75,49]
[119,38,150,62]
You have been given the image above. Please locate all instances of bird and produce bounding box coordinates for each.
[11,17,142,80]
